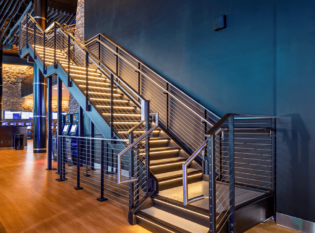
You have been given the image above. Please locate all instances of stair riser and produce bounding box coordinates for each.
[150,163,184,175]
[149,150,179,160]
[153,199,210,228]
[136,216,178,233]
[159,174,203,191]
[149,140,169,148]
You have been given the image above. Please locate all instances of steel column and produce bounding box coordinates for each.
[56,77,62,175]
[0,41,3,124]
[144,100,150,192]
[46,76,55,170]
[33,64,47,153]
[129,132,135,210]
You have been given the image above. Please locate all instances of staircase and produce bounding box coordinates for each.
[20,15,276,233]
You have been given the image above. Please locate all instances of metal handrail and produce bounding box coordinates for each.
[182,113,277,206]
[117,113,159,184]
[57,135,128,142]
[84,36,216,127]
[24,14,146,107]
[183,139,208,205]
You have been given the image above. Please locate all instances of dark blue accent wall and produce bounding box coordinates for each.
[85,0,315,222]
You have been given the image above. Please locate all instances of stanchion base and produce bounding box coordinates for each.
[46,168,57,171]
[74,186,83,190]
[56,178,67,182]
[83,174,91,177]
[97,197,108,202]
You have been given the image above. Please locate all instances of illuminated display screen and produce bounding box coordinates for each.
[21,112,33,119]
[27,126,32,129]
[10,122,16,126]
[63,125,69,133]
[4,111,21,120]
[70,125,77,133]
[1,122,8,126]
[18,122,25,126]
[25,122,32,126]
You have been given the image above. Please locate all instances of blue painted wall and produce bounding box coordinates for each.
[85,0,315,222]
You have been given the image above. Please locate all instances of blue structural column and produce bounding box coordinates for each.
[0,40,3,124]
[33,64,47,153]
[33,0,47,154]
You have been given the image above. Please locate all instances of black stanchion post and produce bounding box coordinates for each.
[97,140,108,202]
[74,138,83,190]
[129,132,135,211]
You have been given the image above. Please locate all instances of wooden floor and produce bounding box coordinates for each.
[0,141,296,233]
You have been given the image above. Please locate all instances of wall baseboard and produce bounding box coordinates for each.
[276,212,315,233]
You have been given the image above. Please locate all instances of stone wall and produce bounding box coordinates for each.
[3,64,34,111]
[68,93,79,114]
[67,0,85,114]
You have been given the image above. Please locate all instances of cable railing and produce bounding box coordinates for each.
[182,114,276,233]
[63,26,221,155]
[20,14,151,141]
[57,135,131,209]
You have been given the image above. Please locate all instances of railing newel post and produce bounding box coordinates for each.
[110,73,114,139]
[43,31,46,74]
[86,51,90,111]
[129,132,135,210]
[68,34,71,87]
[208,135,216,233]
[74,138,83,190]
[228,115,235,233]
[97,140,108,202]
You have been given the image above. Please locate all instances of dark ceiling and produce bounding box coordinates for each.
[48,0,78,14]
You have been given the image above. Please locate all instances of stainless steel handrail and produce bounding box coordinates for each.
[57,135,128,142]
[84,37,215,127]
[117,113,159,184]
[24,14,145,107]
[183,139,209,206]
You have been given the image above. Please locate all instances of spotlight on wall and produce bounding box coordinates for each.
[213,15,226,31]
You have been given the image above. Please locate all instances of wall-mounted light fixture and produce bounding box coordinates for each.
[213,15,226,31]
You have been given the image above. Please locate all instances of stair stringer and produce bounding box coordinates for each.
[20,46,113,139]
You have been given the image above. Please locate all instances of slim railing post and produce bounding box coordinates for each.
[43,31,46,74]
[26,15,29,48]
[129,132,135,210]
[86,51,90,111]
[19,22,22,54]
[116,47,119,76]
[165,83,169,130]
[105,142,108,173]
[144,100,150,193]
[271,118,276,192]
[208,135,216,233]
[228,116,235,233]
[74,138,83,190]
[56,136,66,182]
[97,140,108,202]
[137,63,141,95]
[54,23,57,69]
[68,34,71,87]
[110,73,114,139]
[34,24,37,59]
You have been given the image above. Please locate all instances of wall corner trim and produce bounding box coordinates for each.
[276,213,315,233]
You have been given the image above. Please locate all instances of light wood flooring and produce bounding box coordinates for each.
[0,140,296,233]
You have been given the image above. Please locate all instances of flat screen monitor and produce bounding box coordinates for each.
[1,122,8,126]
[10,122,16,126]
[52,112,58,120]
[18,122,25,126]
[27,126,32,130]
[63,125,69,133]
[25,122,32,126]
[4,111,21,120]
[21,112,33,119]
[70,125,77,134]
